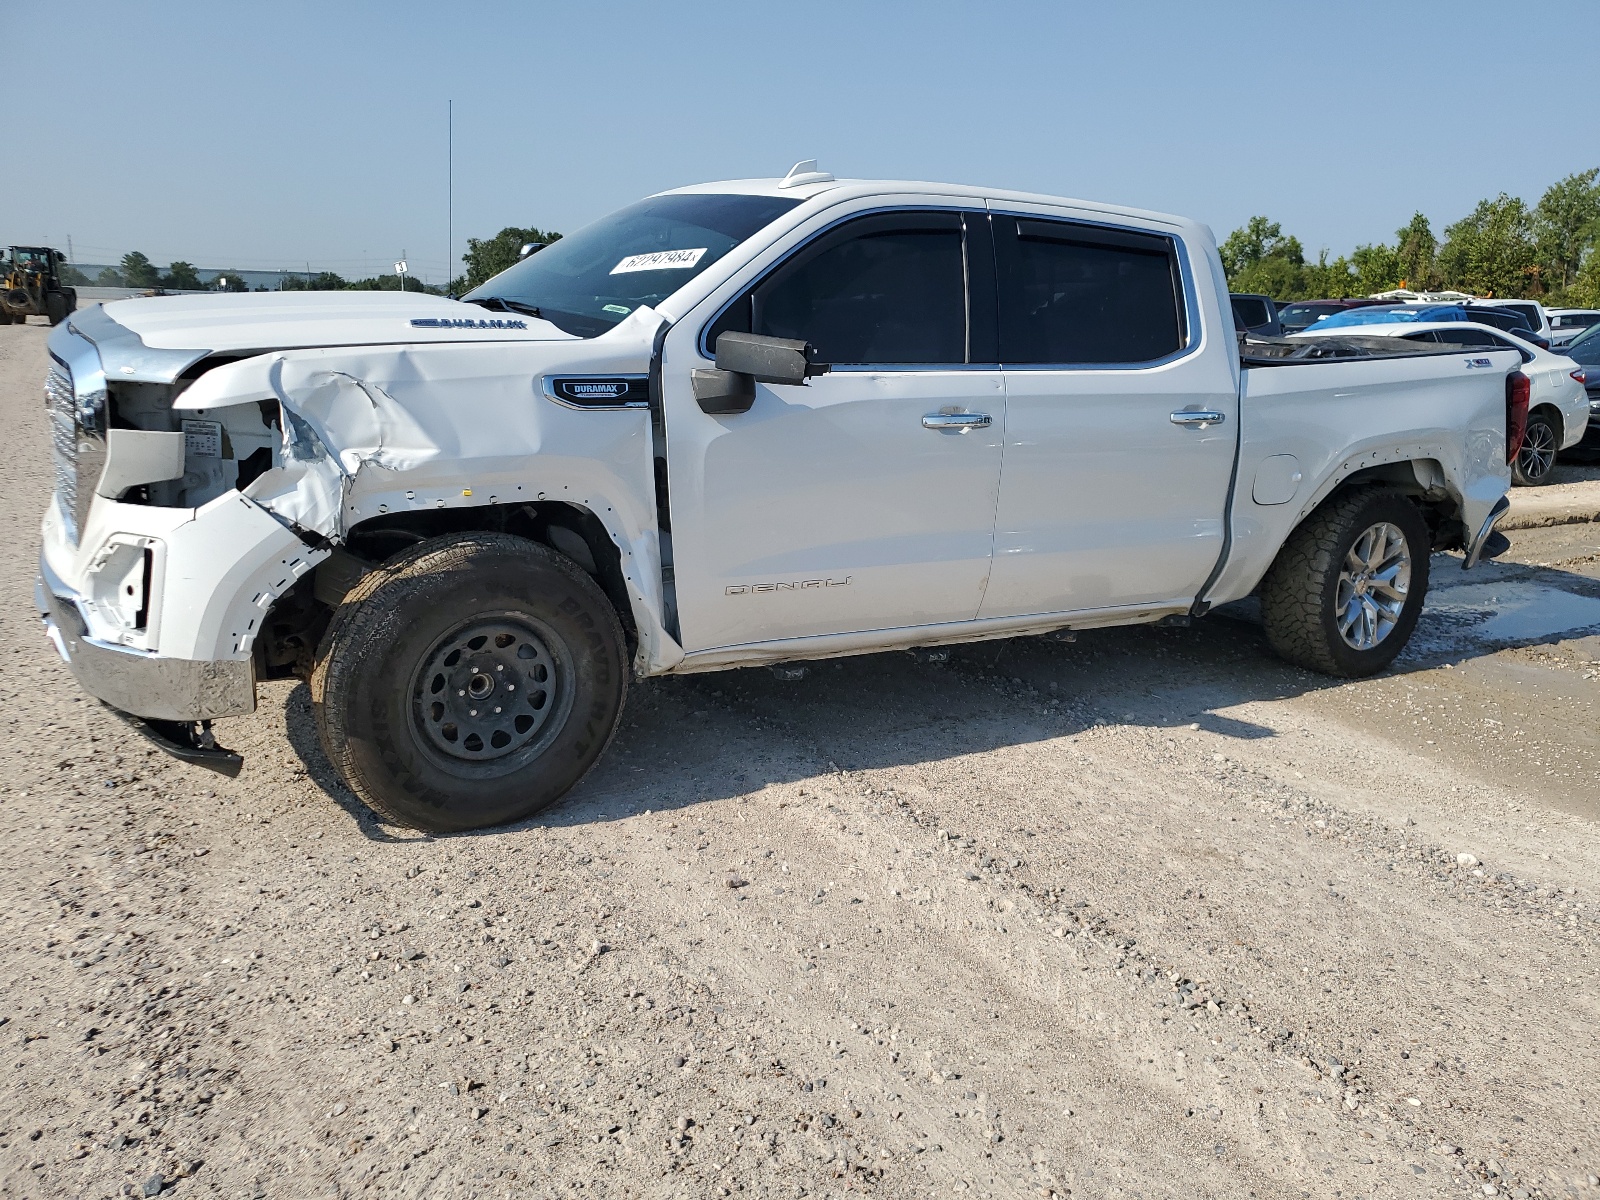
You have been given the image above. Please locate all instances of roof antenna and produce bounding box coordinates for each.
[778,159,834,189]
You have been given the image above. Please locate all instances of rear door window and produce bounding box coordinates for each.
[994,216,1186,364]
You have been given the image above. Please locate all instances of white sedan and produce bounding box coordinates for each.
[1293,320,1587,486]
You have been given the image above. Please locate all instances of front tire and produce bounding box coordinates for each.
[1511,410,1558,486]
[311,533,628,832]
[45,292,66,326]
[1259,487,1430,678]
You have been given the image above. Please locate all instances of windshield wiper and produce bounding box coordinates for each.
[465,296,543,319]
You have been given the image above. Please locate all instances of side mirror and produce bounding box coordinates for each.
[715,332,827,385]
[519,242,544,260]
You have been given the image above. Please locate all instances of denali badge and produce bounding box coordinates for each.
[727,577,852,595]
[1463,357,1493,368]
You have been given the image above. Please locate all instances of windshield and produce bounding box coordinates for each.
[1565,326,1600,366]
[1312,305,1463,329]
[463,193,802,337]
[1277,302,1342,329]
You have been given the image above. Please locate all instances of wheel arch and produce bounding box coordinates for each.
[256,499,678,684]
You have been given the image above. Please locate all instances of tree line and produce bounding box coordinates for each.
[1223,167,1600,305]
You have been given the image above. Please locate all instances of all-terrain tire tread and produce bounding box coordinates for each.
[310,533,627,830]
[1258,486,1418,678]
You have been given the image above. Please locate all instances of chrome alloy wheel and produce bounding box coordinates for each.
[1335,521,1411,651]
[411,616,573,766]
[1516,419,1557,482]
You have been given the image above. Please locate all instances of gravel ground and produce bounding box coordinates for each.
[1,316,1598,1200]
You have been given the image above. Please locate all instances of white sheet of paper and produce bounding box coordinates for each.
[610,248,707,274]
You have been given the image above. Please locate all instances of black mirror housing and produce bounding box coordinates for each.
[714,332,826,385]
[691,368,756,415]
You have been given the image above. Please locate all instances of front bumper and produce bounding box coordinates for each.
[37,557,256,721]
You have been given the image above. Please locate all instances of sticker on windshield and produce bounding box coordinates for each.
[610,248,707,274]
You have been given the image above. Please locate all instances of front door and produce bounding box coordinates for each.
[978,209,1240,620]
[661,209,1005,653]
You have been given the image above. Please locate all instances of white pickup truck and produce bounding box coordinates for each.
[38,166,1523,831]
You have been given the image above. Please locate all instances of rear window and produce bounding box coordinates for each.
[1231,296,1273,328]
[995,216,1185,364]
[1278,302,1341,327]
[1553,312,1600,330]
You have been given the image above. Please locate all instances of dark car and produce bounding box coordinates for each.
[1276,297,1398,334]
[1560,325,1600,448]
[1462,304,1549,349]
[1230,293,1281,337]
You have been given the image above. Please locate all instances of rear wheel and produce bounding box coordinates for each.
[1511,410,1558,486]
[311,533,629,832]
[0,310,12,326]
[1259,487,1430,677]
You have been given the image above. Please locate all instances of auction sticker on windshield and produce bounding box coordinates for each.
[610,248,707,274]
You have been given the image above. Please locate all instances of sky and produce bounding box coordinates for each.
[8,0,1598,285]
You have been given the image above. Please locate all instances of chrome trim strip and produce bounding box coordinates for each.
[64,304,210,384]
[695,201,1206,374]
[37,558,256,721]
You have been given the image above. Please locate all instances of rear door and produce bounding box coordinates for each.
[977,210,1239,620]
[660,207,1005,652]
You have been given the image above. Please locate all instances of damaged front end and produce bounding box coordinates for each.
[40,301,674,774]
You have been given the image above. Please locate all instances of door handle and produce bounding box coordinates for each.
[1170,409,1226,427]
[922,412,992,431]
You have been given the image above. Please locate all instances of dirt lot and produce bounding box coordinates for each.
[1,316,1598,1200]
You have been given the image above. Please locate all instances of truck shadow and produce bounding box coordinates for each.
[279,549,1600,840]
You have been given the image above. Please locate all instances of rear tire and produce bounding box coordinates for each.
[311,533,629,832]
[0,310,12,325]
[1259,487,1430,678]
[1511,410,1558,486]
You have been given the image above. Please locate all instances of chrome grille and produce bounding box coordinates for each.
[45,366,78,544]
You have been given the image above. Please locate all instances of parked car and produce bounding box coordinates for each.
[1292,320,1586,486]
[38,168,1524,831]
[1311,303,1549,347]
[1230,293,1281,337]
[1548,309,1600,349]
[1557,324,1600,447]
[1469,298,1552,343]
[1276,297,1395,334]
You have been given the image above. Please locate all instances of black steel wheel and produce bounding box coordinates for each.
[311,533,628,832]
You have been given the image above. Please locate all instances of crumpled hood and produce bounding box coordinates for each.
[100,290,575,352]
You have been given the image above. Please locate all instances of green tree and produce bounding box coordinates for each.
[1566,250,1600,308]
[280,271,350,290]
[1350,242,1400,295]
[161,261,204,290]
[1219,216,1311,299]
[461,225,562,291]
[94,266,126,286]
[212,271,250,293]
[1393,212,1440,290]
[1437,194,1538,297]
[59,263,91,287]
[1533,168,1600,293]
[119,250,161,289]
[346,273,443,294]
